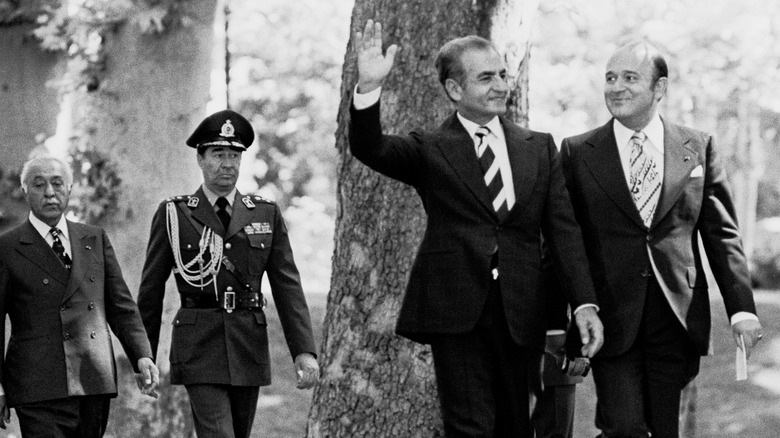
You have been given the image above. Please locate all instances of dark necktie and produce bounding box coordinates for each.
[215,197,231,230]
[475,126,508,220]
[50,227,72,271]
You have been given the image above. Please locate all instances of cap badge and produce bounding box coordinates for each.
[242,196,255,209]
[220,119,235,138]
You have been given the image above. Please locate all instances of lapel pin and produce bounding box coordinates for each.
[85,245,92,250]
[684,156,691,162]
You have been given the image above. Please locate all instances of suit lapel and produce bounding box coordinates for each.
[502,117,538,221]
[16,221,70,286]
[227,192,250,239]
[189,187,225,234]
[651,121,699,228]
[62,222,98,303]
[435,114,496,215]
[582,120,646,228]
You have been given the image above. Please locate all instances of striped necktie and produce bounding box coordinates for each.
[475,126,508,220]
[50,227,72,271]
[628,131,661,227]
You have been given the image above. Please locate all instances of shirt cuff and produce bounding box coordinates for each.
[730,311,758,326]
[353,85,382,110]
[0,383,4,397]
[573,303,599,315]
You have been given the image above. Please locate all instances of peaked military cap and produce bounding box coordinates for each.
[186,109,255,151]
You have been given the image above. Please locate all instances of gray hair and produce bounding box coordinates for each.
[20,155,74,192]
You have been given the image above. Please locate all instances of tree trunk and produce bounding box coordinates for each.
[0,22,63,180]
[308,1,534,436]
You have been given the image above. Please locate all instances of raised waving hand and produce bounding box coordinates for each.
[356,20,399,93]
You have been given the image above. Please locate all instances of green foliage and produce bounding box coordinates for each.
[68,148,122,225]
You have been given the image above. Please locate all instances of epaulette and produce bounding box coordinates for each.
[249,195,274,204]
[166,195,200,208]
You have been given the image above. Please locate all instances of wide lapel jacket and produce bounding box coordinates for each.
[61,221,99,304]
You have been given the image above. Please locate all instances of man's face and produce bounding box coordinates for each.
[604,46,666,130]
[198,146,242,195]
[24,159,71,227]
[447,48,509,125]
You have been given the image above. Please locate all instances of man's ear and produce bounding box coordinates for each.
[654,77,668,101]
[444,78,462,102]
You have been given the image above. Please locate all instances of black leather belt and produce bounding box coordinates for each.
[181,291,264,312]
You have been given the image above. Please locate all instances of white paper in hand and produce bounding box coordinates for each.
[736,334,747,381]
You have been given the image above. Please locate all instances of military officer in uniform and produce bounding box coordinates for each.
[137,109,319,438]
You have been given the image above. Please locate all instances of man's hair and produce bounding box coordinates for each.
[434,35,499,87]
[620,40,668,87]
[20,155,73,192]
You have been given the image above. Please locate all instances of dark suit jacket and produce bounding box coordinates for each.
[560,119,757,357]
[137,187,316,386]
[349,102,597,349]
[0,220,152,406]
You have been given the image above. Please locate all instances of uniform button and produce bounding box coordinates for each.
[88,302,95,310]
[90,275,96,282]
[646,234,652,241]
[187,244,192,249]
[225,243,232,250]
[175,319,180,324]
[43,279,49,285]
[60,304,67,311]
[64,333,71,340]
[226,286,233,291]
[260,243,265,249]
[90,332,96,339]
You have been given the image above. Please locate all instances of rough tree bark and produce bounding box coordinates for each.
[307,1,535,436]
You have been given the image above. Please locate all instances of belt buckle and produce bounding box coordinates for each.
[223,291,236,313]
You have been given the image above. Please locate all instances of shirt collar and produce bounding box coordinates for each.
[613,112,664,154]
[201,185,237,207]
[29,212,69,242]
[457,113,503,142]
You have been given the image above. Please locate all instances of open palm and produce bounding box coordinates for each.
[356,20,398,93]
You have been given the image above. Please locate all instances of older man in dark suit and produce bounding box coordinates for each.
[560,41,763,437]
[0,155,158,437]
[349,21,604,437]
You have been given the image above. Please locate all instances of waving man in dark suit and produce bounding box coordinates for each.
[349,20,603,437]
[560,41,763,437]
[0,155,158,437]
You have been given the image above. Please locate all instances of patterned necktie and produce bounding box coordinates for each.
[215,197,231,230]
[475,126,508,220]
[628,131,661,227]
[50,227,72,271]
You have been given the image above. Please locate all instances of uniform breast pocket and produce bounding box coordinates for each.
[247,235,273,274]
[170,311,198,364]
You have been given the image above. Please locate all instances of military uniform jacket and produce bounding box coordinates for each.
[137,187,316,386]
[0,220,152,406]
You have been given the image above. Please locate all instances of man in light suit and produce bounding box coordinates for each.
[560,41,763,437]
[349,21,604,437]
[137,109,319,438]
[0,155,159,437]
